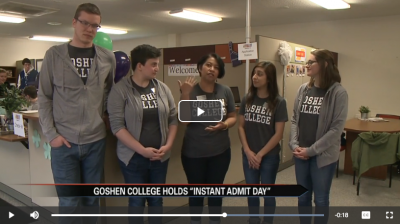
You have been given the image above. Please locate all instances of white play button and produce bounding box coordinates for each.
[178,100,223,122]
[9,212,14,219]
[197,107,205,116]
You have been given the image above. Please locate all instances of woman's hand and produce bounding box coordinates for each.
[245,149,260,169]
[255,153,263,165]
[140,147,160,159]
[293,147,309,160]
[178,76,197,95]
[205,121,227,131]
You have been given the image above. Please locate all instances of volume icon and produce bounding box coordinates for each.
[30,211,39,219]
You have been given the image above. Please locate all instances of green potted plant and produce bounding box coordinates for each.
[359,106,370,119]
[0,84,29,130]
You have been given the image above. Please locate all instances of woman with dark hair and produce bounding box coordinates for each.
[178,53,237,224]
[238,61,288,224]
[289,49,348,224]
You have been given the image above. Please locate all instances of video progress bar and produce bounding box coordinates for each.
[52,213,324,217]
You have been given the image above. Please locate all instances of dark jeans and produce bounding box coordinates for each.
[243,152,280,224]
[295,156,336,224]
[51,138,106,224]
[181,148,231,222]
[118,153,169,224]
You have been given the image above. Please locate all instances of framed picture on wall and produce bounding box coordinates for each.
[36,59,43,73]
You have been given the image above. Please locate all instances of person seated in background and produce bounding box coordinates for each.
[23,85,39,110]
[0,68,12,97]
[18,58,39,90]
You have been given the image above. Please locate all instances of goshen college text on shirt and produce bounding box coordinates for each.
[301,96,324,115]
[244,104,272,125]
[71,58,93,78]
[141,92,158,109]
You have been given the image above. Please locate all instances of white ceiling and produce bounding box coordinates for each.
[0,0,399,41]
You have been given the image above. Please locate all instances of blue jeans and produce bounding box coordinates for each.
[243,152,280,224]
[295,156,336,224]
[118,153,169,224]
[51,138,106,224]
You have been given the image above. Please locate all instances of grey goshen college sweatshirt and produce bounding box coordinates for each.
[38,43,116,144]
[107,76,178,166]
[289,82,348,168]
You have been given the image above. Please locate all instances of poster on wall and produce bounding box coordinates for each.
[285,64,296,77]
[286,63,306,77]
[290,64,295,77]
[286,65,291,77]
[168,64,199,76]
[295,47,306,62]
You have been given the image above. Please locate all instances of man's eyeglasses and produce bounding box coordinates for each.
[305,60,317,66]
[75,18,101,30]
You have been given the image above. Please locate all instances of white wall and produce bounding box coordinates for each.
[113,35,168,53]
[0,37,58,66]
[114,14,400,119]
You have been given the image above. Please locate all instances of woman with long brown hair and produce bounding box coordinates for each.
[238,61,288,224]
[289,49,348,224]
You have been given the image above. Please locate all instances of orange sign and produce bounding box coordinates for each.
[295,47,306,62]
[296,51,305,57]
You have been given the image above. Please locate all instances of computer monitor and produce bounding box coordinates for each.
[230,86,241,106]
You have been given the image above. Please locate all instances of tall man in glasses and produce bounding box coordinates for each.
[38,3,115,224]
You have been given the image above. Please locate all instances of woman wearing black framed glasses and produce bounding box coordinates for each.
[289,49,348,224]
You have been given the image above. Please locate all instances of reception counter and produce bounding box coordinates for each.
[0,111,247,223]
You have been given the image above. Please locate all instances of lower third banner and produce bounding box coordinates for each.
[45,184,307,197]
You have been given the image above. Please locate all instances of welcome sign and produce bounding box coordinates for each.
[168,64,199,76]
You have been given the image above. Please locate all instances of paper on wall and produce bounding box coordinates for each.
[238,42,258,60]
[295,47,306,62]
[168,64,199,76]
